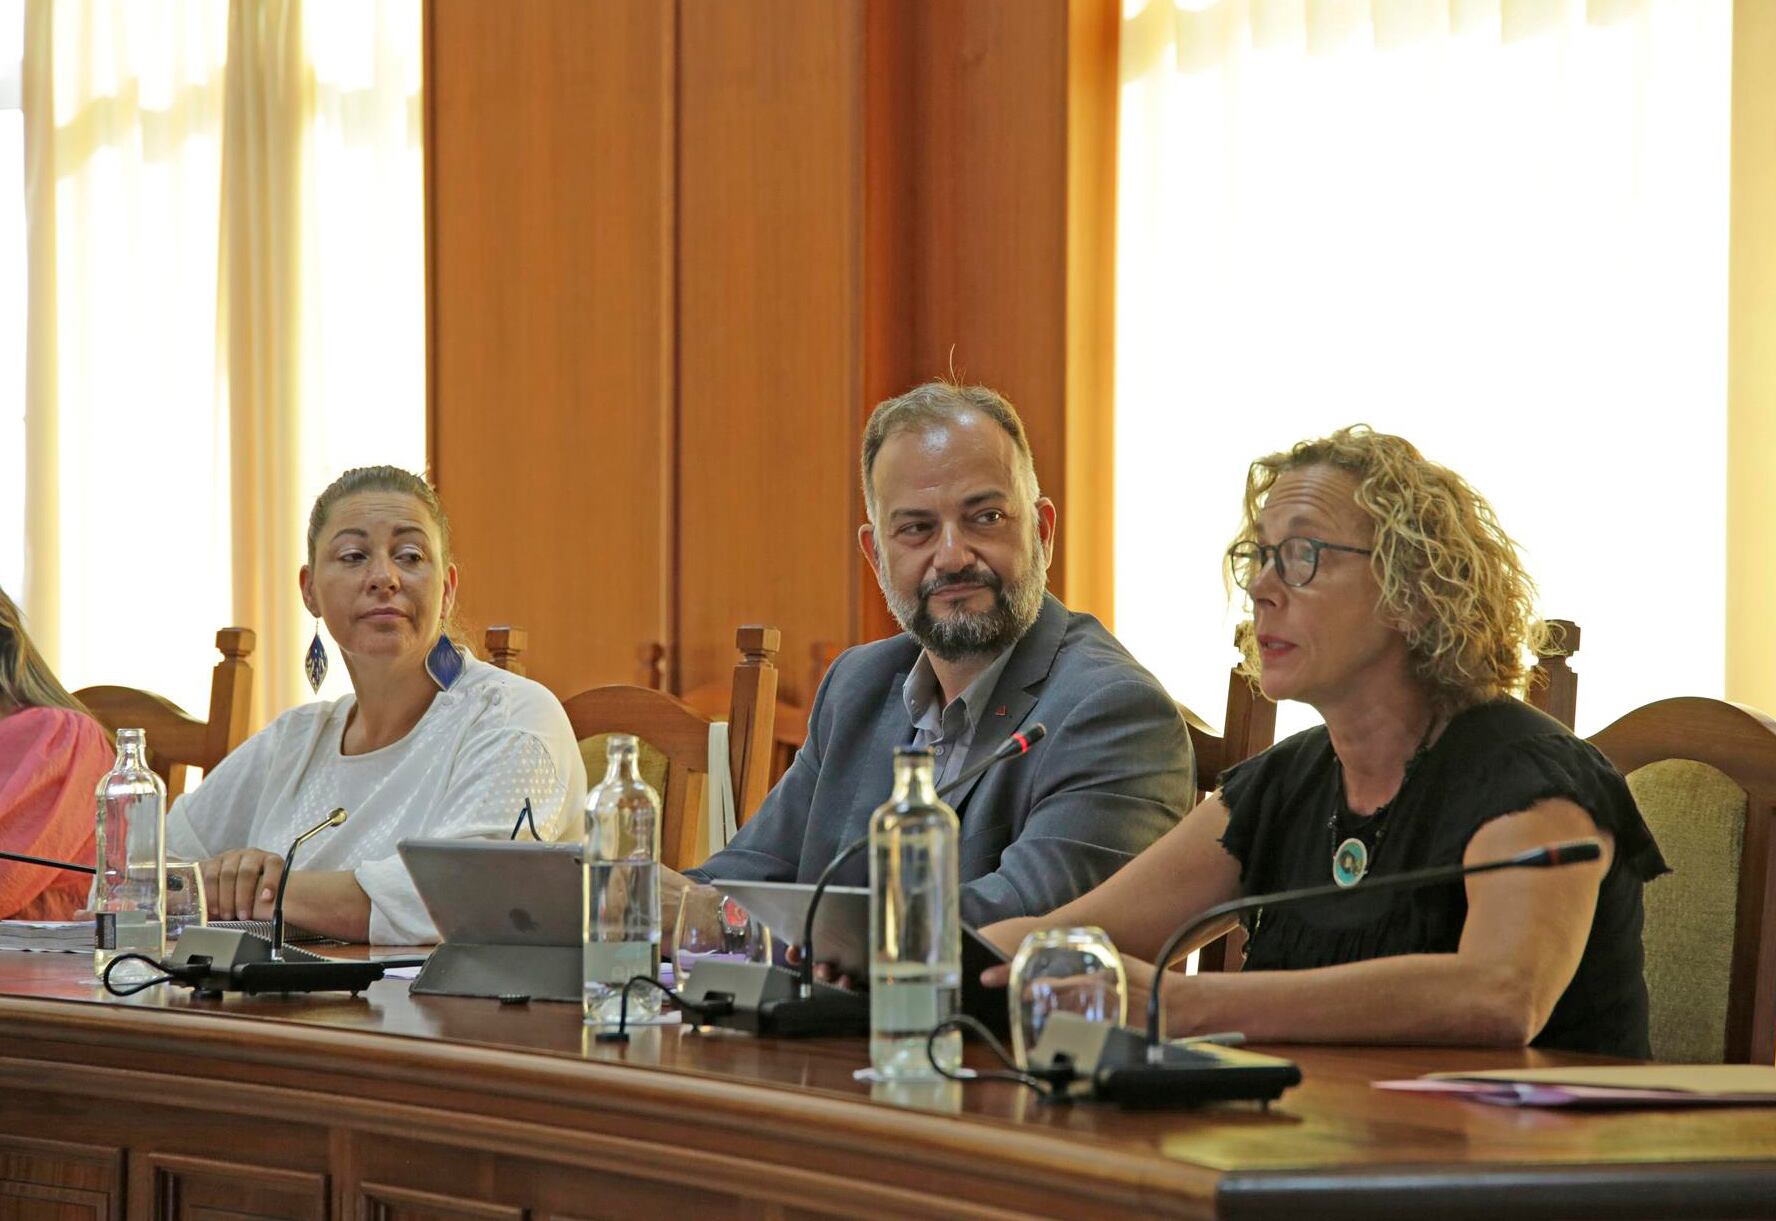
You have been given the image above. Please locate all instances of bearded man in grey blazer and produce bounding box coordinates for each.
[676,380,1194,929]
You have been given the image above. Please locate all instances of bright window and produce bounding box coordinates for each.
[1,0,23,601]
[1114,0,1732,739]
[19,3,424,723]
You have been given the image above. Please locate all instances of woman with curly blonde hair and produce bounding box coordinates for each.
[987,427,1666,1055]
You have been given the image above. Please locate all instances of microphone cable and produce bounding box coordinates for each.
[593,973,738,1043]
[924,1014,1074,1099]
[99,952,208,998]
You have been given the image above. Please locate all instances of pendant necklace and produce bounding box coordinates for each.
[1328,717,1439,888]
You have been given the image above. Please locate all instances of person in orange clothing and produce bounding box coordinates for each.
[0,587,107,920]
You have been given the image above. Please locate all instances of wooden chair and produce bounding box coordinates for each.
[483,625,529,674]
[485,629,665,694]
[682,640,841,787]
[557,626,781,871]
[1527,618,1580,730]
[1179,622,1277,808]
[74,627,256,800]
[634,641,667,690]
[1180,623,1276,973]
[1589,697,1776,1064]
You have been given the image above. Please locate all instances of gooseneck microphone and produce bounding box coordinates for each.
[795,723,1048,998]
[148,807,384,999]
[270,808,349,959]
[675,723,1048,1039]
[0,849,96,875]
[944,723,1048,797]
[1019,838,1604,1108]
[1141,838,1604,1055]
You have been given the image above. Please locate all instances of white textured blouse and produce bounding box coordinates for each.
[166,653,587,943]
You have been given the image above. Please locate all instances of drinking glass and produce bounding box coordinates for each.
[164,861,207,941]
[672,885,770,988]
[1008,926,1127,1069]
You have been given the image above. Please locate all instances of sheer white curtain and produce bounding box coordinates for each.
[1,0,25,600]
[23,0,232,716]
[223,0,426,721]
[1114,0,1731,740]
[23,0,423,727]
[295,0,426,710]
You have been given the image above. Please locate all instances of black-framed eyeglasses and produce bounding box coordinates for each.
[1227,537,1373,590]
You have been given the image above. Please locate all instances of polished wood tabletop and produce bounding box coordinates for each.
[1,948,1773,1219]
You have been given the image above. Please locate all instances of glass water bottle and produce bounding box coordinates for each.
[582,735,662,1025]
[92,728,167,982]
[868,746,961,1079]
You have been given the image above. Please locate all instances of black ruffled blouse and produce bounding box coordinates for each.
[1218,699,1668,1058]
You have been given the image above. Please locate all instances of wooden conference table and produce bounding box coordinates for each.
[0,951,1772,1220]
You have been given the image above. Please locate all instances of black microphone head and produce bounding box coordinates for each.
[1002,723,1047,757]
[1540,839,1603,865]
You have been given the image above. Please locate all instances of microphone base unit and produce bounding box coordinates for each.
[163,927,384,997]
[677,960,870,1038]
[1027,1014,1301,1109]
[1092,1054,1301,1110]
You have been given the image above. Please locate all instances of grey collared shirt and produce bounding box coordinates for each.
[900,646,1017,792]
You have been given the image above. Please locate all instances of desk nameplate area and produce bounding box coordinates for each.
[0,952,1773,1219]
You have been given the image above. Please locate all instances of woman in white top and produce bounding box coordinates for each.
[167,467,586,944]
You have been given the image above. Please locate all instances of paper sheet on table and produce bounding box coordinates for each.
[1377,1064,1776,1108]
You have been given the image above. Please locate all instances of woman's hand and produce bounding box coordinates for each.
[976,916,1046,988]
[201,849,285,920]
[1118,956,1161,1027]
[982,916,1042,958]
[979,953,1191,1036]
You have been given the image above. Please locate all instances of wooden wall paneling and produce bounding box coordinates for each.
[857,1,1118,638]
[139,1154,327,1221]
[858,0,916,648]
[357,1181,524,1221]
[0,1135,122,1221]
[428,0,676,698]
[902,0,1071,589]
[674,0,865,700]
[350,1137,752,1219]
[425,1,1121,699]
[1063,0,1119,627]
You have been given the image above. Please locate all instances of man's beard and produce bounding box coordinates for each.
[877,535,1048,663]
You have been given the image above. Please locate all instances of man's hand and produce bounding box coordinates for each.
[784,942,858,991]
[201,849,285,920]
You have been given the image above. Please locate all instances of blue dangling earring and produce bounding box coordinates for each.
[305,620,328,694]
[425,632,464,691]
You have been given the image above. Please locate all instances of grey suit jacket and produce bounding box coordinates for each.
[687,594,1195,925]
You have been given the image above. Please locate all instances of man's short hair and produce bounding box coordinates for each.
[860,380,1041,523]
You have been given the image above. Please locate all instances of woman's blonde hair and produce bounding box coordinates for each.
[1233,425,1550,713]
[0,586,102,725]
